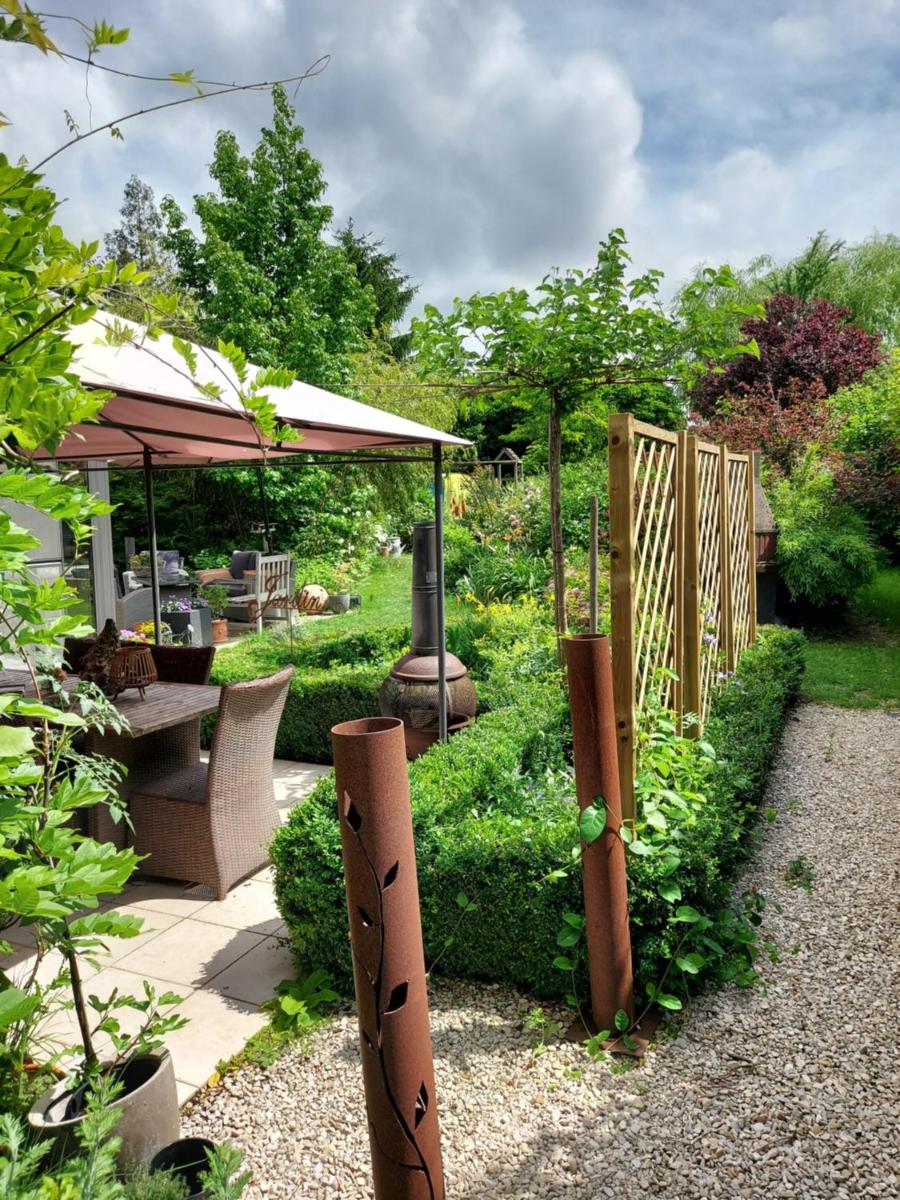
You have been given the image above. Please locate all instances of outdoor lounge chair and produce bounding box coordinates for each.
[128,665,294,899]
[195,550,261,597]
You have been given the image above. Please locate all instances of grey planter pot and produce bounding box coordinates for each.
[164,608,212,647]
[28,1050,180,1167]
[326,592,351,614]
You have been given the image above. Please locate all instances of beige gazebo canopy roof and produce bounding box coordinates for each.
[37,311,468,466]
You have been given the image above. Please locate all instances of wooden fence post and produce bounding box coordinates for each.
[746,453,757,644]
[673,433,686,730]
[608,413,636,824]
[681,435,701,734]
[718,444,734,672]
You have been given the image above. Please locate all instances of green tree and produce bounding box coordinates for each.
[162,85,374,389]
[678,231,900,345]
[0,7,313,1108]
[335,219,417,358]
[104,174,171,276]
[415,230,753,639]
[347,333,459,521]
[829,352,900,553]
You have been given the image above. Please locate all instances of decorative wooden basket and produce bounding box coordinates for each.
[110,644,158,699]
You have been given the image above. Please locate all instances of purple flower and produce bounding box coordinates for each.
[702,632,718,646]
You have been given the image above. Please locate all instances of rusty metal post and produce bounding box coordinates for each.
[563,634,634,1035]
[331,716,444,1200]
[589,494,599,635]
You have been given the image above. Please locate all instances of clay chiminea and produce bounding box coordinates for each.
[379,521,476,759]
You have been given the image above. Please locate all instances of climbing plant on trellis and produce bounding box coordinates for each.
[608,415,756,821]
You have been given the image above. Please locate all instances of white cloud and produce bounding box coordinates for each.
[770,13,835,61]
[0,0,897,320]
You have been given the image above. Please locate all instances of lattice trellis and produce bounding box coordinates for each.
[727,454,752,663]
[609,415,758,821]
[632,432,679,713]
[696,443,723,723]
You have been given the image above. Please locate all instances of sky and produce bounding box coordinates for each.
[2,0,899,316]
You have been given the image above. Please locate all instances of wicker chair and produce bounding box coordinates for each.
[129,666,294,898]
[149,644,215,685]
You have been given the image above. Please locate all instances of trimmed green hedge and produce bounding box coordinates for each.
[271,625,805,998]
[206,603,555,762]
[206,625,413,763]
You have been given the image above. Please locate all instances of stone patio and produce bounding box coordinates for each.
[3,757,330,1104]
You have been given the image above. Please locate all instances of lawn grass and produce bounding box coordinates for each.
[293,553,465,643]
[800,567,900,709]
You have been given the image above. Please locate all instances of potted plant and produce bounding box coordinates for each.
[161,593,212,646]
[0,662,187,1164]
[2,1089,251,1200]
[326,561,354,614]
[200,585,231,644]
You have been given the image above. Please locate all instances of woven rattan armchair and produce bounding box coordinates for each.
[129,666,294,898]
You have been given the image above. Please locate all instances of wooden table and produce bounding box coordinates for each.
[0,670,221,846]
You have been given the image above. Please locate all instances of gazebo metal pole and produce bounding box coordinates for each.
[255,466,273,552]
[142,448,162,644]
[432,442,448,742]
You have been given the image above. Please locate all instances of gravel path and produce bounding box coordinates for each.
[183,704,900,1199]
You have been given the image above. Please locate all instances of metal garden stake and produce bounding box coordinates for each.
[331,716,445,1200]
[563,634,635,1035]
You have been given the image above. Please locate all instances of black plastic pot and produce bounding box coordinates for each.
[28,1050,180,1166]
[150,1137,216,1199]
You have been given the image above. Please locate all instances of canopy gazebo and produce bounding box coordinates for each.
[37,312,469,739]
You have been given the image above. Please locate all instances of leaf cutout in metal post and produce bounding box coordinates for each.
[384,980,409,1014]
[414,1081,429,1128]
[362,1031,376,1052]
[383,860,399,889]
[357,905,374,928]
[344,794,362,832]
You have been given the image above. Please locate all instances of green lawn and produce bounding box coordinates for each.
[801,568,900,709]
[296,554,465,642]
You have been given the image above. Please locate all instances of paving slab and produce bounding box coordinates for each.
[116,918,266,988]
[205,935,296,1007]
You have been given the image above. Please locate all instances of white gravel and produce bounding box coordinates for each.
[183,704,900,1199]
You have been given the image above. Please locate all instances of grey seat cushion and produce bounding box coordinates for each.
[131,764,209,805]
[229,551,257,580]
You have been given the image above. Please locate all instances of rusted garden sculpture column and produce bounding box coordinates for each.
[331,716,445,1200]
[563,634,634,1034]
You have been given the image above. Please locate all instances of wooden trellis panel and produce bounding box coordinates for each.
[697,441,724,723]
[726,452,756,664]
[608,418,758,821]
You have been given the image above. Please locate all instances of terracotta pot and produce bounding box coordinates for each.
[211,617,229,644]
[28,1050,180,1167]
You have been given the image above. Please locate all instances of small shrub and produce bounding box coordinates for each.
[771,457,878,608]
[124,1164,190,1200]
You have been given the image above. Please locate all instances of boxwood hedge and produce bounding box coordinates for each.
[207,623,413,763]
[270,625,805,999]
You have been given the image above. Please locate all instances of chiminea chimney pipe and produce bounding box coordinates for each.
[411,522,439,656]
